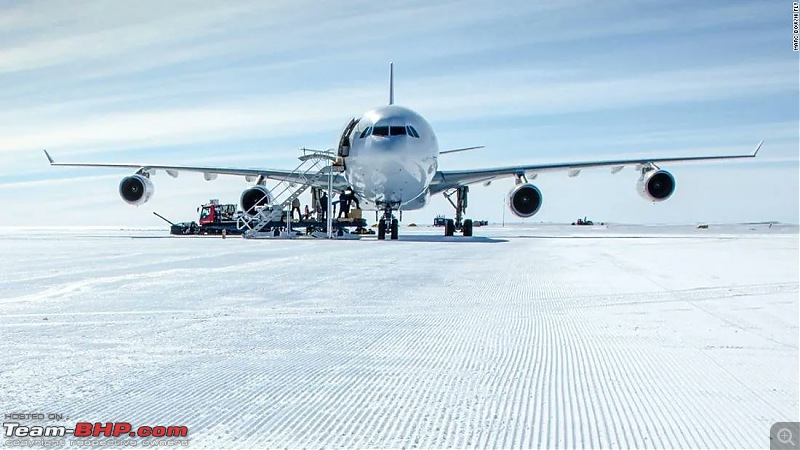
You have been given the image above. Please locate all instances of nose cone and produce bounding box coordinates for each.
[346,136,434,207]
[368,136,407,153]
[362,137,408,181]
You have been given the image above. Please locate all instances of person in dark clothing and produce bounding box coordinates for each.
[338,191,349,218]
[291,197,301,221]
[319,192,328,220]
[348,188,360,210]
[339,188,360,219]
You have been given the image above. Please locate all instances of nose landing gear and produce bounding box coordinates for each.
[377,205,399,240]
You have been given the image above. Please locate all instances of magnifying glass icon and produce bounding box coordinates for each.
[778,428,796,447]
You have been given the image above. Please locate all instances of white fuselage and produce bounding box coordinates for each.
[343,105,438,211]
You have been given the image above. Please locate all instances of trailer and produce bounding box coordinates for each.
[244,211,370,237]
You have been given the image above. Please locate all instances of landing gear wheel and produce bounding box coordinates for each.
[378,219,387,240]
[463,219,473,237]
[390,219,399,240]
[445,219,455,236]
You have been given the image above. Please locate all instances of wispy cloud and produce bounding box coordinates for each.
[0,0,795,224]
[0,61,791,160]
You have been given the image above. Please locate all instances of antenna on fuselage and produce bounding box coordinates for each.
[389,62,394,105]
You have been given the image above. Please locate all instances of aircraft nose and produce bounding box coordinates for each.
[369,136,405,152]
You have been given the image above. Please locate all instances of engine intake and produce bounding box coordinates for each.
[508,183,543,218]
[240,186,273,215]
[638,169,675,202]
[119,175,154,205]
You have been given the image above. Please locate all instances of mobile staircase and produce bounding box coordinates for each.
[237,149,337,239]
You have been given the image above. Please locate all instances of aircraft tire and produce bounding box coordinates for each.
[390,219,399,240]
[378,219,386,240]
[463,219,473,237]
[445,219,455,236]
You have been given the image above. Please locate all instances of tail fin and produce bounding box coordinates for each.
[389,62,394,105]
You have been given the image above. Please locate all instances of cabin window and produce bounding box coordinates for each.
[373,126,389,136]
[407,126,420,138]
[359,127,371,138]
[390,126,407,136]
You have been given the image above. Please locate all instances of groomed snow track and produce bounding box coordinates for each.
[0,225,797,448]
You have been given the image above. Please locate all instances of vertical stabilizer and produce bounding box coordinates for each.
[389,62,394,105]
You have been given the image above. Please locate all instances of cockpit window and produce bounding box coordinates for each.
[368,125,417,138]
[390,126,406,136]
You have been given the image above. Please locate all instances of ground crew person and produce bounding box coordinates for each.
[319,192,328,220]
[338,191,349,218]
[291,197,301,220]
[339,187,360,218]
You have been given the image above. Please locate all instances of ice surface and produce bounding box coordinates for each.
[0,224,797,448]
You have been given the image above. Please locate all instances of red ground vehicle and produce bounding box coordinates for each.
[198,200,237,227]
[161,199,243,235]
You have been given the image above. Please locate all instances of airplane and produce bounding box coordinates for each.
[44,63,762,240]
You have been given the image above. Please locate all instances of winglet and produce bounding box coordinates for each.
[43,149,54,164]
[389,62,394,105]
[752,140,764,157]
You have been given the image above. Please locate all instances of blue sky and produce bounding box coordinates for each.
[0,0,797,226]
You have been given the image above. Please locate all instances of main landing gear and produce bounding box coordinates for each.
[443,186,474,237]
[377,205,399,240]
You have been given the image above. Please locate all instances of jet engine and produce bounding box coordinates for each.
[637,169,675,202]
[508,183,543,218]
[118,174,154,206]
[240,186,273,215]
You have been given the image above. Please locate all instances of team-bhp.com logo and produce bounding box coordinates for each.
[4,422,187,438]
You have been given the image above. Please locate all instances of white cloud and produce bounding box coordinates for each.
[0,61,791,160]
[0,0,794,225]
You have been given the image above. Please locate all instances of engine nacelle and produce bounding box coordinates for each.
[508,183,543,218]
[240,186,273,215]
[118,174,154,206]
[637,169,675,202]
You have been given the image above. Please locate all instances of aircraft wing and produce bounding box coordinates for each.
[43,150,347,189]
[429,141,762,194]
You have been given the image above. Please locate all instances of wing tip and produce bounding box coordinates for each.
[440,146,486,155]
[43,149,54,164]
[752,140,764,157]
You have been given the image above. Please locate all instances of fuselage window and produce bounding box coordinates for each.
[359,127,372,139]
[407,126,420,138]
[373,126,389,136]
[390,126,407,136]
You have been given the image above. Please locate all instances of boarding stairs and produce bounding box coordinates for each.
[238,150,335,238]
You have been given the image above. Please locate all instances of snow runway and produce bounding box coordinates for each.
[1,225,797,448]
